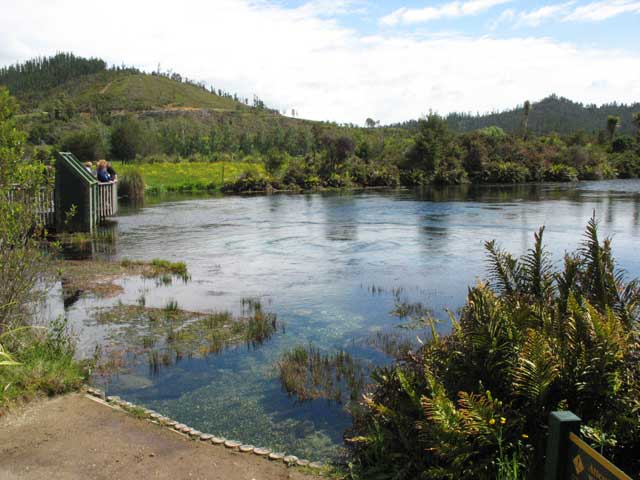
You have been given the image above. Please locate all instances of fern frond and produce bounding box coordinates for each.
[512,329,559,405]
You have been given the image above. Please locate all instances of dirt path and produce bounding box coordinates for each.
[0,394,317,480]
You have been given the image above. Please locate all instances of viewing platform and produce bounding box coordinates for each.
[9,152,119,233]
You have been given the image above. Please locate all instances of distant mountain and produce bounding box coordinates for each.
[391,95,640,136]
[445,95,640,136]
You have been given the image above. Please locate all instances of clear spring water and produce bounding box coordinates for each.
[51,181,640,462]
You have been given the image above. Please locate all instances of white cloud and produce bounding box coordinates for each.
[515,2,576,26]
[381,0,511,26]
[564,0,640,21]
[496,0,640,28]
[0,0,639,124]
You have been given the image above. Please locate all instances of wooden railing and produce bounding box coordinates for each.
[97,181,118,219]
[6,186,55,226]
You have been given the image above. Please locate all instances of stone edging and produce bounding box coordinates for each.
[84,387,325,471]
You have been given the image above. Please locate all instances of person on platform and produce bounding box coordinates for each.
[106,161,117,181]
[96,159,112,182]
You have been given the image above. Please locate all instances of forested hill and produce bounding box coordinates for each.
[391,96,639,136]
[0,53,272,115]
[447,96,639,135]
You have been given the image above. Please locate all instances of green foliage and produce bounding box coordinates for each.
[221,170,270,193]
[60,126,107,162]
[110,115,142,162]
[483,162,529,183]
[350,219,640,478]
[443,95,640,136]
[543,164,579,182]
[4,54,640,191]
[0,88,86,409]
[118,167,145,200]
[0,320,87,407]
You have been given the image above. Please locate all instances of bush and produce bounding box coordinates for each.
[433,166,468,185]
[221,171,270,193]
[611,151,640,178]
[366,165,401,187]
[349,220,640,479]
[483,162,529,183]
[119,168,145,200]
[544,164,579,182]
[400,169,429,186]
[578,163,616,181]
[60,127,106,162]
[0,320,87,408]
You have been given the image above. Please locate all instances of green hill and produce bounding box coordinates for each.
[391,95,640,136]
[445,95,640,135]
[48,71,252,113]
[0,52,260,115]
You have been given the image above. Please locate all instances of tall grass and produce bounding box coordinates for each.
[119,167,145,201]
[0,319,87,408]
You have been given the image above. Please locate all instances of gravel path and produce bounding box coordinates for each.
[0,394,316,480]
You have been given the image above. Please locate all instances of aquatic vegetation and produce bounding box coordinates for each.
[349,218,640,479]
[278,345,367,405]
[91,299,280,377]
[150,259,189,278]
[57,258,190,300]
[366,331,414,359]
[164,299,179,312]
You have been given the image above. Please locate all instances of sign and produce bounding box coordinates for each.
[566,432,632,480]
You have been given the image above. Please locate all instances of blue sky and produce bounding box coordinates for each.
[1,0,639,124]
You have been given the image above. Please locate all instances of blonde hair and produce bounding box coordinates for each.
[97,159,108,169]
[84,161,92,168]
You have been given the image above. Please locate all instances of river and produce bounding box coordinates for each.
[49,180,640,462]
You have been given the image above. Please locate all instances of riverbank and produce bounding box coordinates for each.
[0,393,317,480]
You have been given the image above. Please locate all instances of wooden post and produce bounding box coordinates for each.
[545,411,581,480]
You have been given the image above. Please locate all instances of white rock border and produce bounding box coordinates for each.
[84,386,325,472]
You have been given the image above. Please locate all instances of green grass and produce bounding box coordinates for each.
[115,161,266,193]
[48,71,249,112]
[0,327,87,409]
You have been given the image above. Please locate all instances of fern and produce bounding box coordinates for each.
[512,329,559,407]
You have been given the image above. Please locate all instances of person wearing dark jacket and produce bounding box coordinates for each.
[106,162,117,181]
[97,159,112,182]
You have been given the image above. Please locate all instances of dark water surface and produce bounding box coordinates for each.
[55,181,640,461]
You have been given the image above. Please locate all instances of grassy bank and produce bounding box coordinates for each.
[0,321,88,411]
[116,161,266,193]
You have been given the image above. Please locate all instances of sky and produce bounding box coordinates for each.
[0,0,639,125]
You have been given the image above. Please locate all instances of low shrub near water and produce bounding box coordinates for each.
[348,218,640,479]
[118,167,145,200]
[0,320,88,409]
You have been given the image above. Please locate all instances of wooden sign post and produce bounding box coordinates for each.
[544,411,632,480]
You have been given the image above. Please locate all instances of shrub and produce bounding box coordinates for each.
[483,162,529,183]
[366,165,401,187]
[325,172,352,188]
[400,169,429,186]
[349,219,640,479]
[544,164,579,182]
[118,168,145,200]
[221,171,270,193]
[611,151,640,178]
[433,166,468,185]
